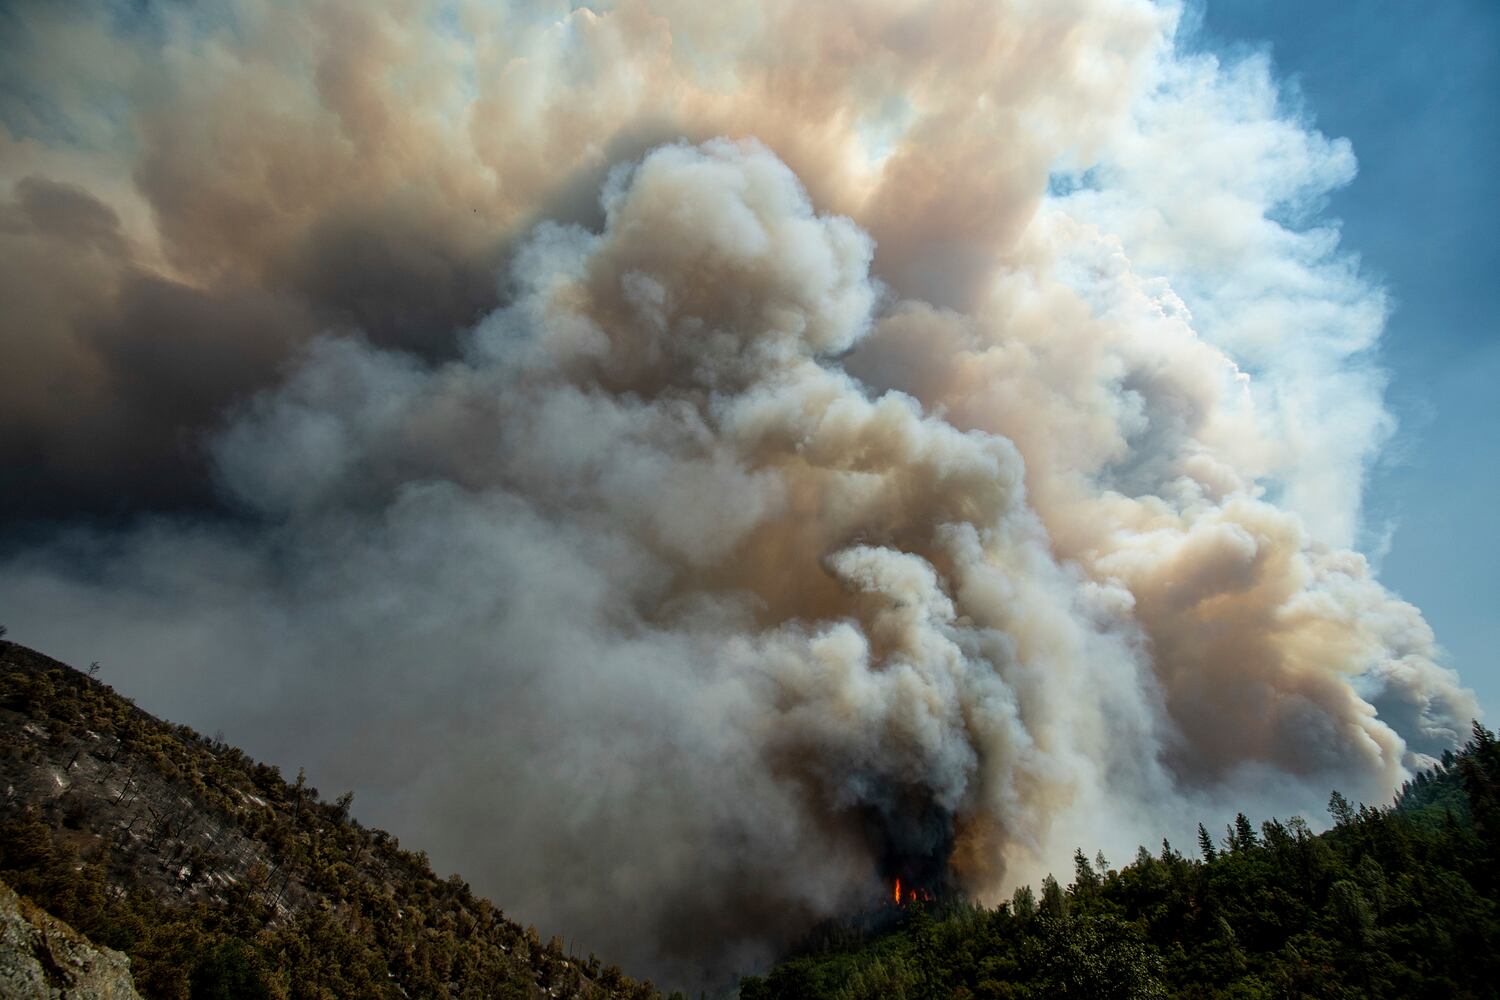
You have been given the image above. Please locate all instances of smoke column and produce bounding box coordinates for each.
[0,0,1475,983]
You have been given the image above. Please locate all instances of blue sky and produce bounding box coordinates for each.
[1200,1,1500,721]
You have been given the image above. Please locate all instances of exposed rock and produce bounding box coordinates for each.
[0,880,141,1000]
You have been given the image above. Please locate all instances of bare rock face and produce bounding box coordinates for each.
[0,881,141,1000]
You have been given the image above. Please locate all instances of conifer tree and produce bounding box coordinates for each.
[1233,812,1257,852]
[1197,823,1217,862]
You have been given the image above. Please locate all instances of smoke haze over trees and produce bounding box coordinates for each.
[739,723,1500,998]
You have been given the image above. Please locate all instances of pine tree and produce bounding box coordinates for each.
[1073,848,1099,899]
[1197,823,1218,862]
[1233,812,1258,852]
[1040,874,1069,920]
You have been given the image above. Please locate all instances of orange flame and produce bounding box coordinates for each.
[893,877,901,905]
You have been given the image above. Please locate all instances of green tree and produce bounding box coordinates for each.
[1197,823,1217,862]
[1328,790,1356,827]
[190,939,271,1000]
[1041,874,1069,920]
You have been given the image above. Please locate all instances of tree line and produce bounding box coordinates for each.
[740,723,1500,999]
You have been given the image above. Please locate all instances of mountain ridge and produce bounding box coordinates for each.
[6,635,1497,999]
[0,639,665,1000]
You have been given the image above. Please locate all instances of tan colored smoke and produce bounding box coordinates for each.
[0,0,1474,984]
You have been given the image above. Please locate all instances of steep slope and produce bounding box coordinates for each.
[0,641,661,1000]
[0,879,143,999]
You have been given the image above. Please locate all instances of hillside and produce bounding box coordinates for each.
[738,731,1500,999]
[5,634,1496,999]
[0,640,664,1000]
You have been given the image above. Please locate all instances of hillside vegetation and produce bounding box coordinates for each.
[0,640,665,1000]
[4,636,1496,999]
[739,725,1500,999]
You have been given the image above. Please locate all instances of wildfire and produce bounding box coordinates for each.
[891,878,934,906]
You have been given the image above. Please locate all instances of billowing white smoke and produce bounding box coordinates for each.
[0,0,1475,984]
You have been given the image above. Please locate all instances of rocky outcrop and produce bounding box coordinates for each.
[0,881,141,1000]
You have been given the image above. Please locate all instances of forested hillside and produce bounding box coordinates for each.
[740,728,1500,999]
[4,633,1496,999]
[0,639,665,1000]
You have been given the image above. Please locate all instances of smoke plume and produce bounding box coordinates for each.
[0,0,1475,984]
